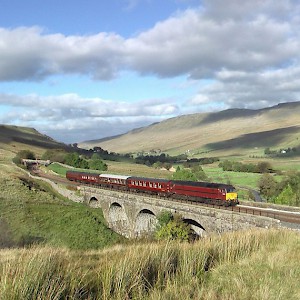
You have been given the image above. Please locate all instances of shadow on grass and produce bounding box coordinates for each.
[205,126,300,151]
[0,218,45,249]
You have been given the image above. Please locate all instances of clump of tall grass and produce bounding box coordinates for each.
[0,229,299,299]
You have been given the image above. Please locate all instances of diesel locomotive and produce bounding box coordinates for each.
[66,171,239,206]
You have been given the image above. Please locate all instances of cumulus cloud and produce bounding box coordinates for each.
[1,0,299,82]
[0,27,125,81]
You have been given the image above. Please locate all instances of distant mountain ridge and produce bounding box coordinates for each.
[0,125,68,152]
[79,101,300,156]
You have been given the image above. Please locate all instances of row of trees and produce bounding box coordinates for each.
[258,172,300,206]
[135,154,220,168]
[63,152,108,171]
[135,153,187,167]
[14,149,108,171]
[183,157,219,168]
[265,147,300,157]
[219,160,274,173]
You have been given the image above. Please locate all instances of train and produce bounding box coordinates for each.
[66,171,239,206]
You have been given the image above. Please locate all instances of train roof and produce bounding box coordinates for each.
[66,171,130,180]
[171,180,235,189]
[128,176,170,183]
[100,174,130,180]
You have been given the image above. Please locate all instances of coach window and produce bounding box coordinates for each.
[143,182,146,187]
[149,182,152,187]
[153,183,157,188]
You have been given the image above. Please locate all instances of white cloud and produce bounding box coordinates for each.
[188,64,300,110]
[0,93,178,142]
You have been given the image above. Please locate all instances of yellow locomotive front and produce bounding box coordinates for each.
[225,187,239,205]
[226,191,239,205]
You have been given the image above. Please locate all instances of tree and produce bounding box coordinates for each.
[258,174,278,201]
[172,168,198,181]
[13,150,36,165]
[276,172,300,207]
[89,153,108,171]
[256,161,273,173]
[42,149,66,163]
[275,184,295,206]
[64,152,89,169]
[156,210,173,227]
[17,150,35,160]
[155,212,192,242]
[219,160,233,171]
[191,165,208,181]
[172,165,208,182]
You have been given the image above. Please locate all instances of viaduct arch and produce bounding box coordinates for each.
[81,186,278,238]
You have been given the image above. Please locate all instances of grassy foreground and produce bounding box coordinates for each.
[0,229,299,299]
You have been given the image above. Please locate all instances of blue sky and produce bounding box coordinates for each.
[1,0,300,143]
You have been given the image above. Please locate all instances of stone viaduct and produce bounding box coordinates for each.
[80,186,279,238]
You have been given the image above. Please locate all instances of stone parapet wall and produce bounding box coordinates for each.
[81,186,280,236]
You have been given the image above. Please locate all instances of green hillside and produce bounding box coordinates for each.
[80,102,300,156]
[0,149,124,249]
[0,124,70,155]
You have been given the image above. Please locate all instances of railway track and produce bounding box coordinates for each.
[32,169,300,226]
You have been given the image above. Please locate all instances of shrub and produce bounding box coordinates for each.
[155,212,192,242]
[12,150,36,166]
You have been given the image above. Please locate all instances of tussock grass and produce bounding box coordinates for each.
[1,229,299,299]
